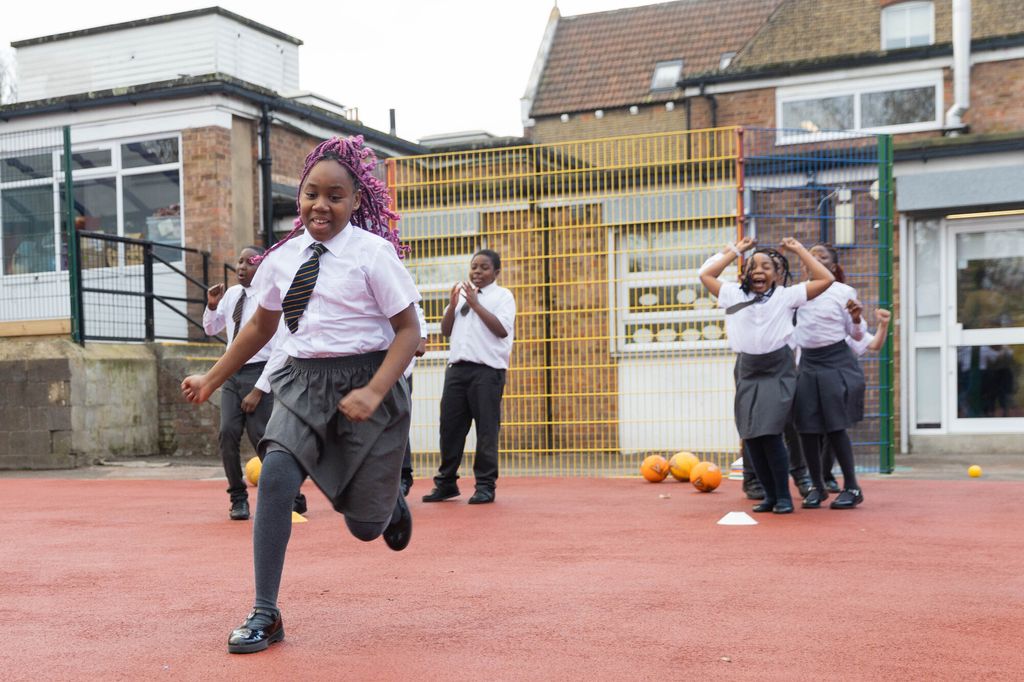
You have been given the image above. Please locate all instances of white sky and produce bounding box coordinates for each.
[0,0,657,143]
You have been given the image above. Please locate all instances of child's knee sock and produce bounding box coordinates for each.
[253,450,304,613]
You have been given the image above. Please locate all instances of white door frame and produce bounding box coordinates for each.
[944,216,1024,433]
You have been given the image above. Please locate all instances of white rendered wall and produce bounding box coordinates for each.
[15,14,299,102]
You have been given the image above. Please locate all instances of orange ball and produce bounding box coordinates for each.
[690,461,722,492]
[245,457,262,486]
[640,455,670,482]
[669,451,700,482]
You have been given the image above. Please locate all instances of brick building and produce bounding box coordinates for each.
[0,8,422,467]
[520,0,1024,455]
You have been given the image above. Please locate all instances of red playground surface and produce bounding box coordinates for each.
[1,476,1021,680]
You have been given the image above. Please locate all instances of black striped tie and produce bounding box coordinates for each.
[283,243,326,333]
[232,290,246,335]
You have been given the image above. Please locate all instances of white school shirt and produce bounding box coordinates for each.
[716,281,808,355]
[446,283,516,369]
[251,225,420,358]
[846,331,875,357]
[202,283,286,392]
[404,302,427,379]
[791,281,866,349]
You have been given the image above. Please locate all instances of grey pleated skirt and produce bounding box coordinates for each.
[259,351,411,523]
[794,340,866,434]
[733,345,797,439]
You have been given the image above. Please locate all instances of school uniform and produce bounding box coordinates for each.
[203,285,286,505]
[716,279,808,509]
[792,282,867,434]
[434,282,516,496]
[252,225,419,523]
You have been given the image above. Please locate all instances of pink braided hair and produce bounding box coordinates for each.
[253,136,405,263]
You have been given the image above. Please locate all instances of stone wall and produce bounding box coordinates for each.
[0,339,158,469]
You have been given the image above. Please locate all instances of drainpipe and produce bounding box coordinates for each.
[259,105,275,247]
[699,83,718,128]
[944,0,971,133]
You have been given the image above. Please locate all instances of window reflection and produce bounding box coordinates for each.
[957,345,1023,419]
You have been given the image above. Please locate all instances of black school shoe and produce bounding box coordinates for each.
[228,608,284,654]
[825,479,841,494]
[383,494,412,551]
[467,489,495,505]
[230,499,250,521]
[801,488,828,509]
[292,493,307,516]
[422,485,460,502]
[830,488,864,509]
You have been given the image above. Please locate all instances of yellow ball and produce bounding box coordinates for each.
[669,451,700,482]
[968,465,982,478]
[245,457,262,486]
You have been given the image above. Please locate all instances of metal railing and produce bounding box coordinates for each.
[71,231,222,343]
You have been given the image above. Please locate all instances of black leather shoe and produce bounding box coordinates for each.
[825,479,841,494]
[468,490,495,505]
[795,477,814,498]
[227,608,284,654]
[773,500,794,514]
[292,493,307,516]
[801,488,827,509]
[743,481,766,500]
[422,486,460,503]
[752,501,776,513]
[383,495,412,551]
[830,488,864,509]
[230,499,250,521]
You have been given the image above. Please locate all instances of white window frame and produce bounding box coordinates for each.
[881,1,935,51]
[608,229,733,356]
[0,133,184,278]
[650,60,684,91]
[775,70,943,145]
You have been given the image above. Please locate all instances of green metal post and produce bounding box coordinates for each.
[878,135,895,473]
[63,126,82,345]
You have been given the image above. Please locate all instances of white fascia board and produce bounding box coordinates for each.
[1,95,261,145]
[684,45,1024,97]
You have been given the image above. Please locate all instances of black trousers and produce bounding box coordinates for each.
[219,362,273,502]
[401,375,414,484]
[435,362,506,492]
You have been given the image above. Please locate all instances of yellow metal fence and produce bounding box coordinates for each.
[390,128,743,478]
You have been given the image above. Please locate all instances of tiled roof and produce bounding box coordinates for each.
[727,0,1024,76]
[530,0,783,117]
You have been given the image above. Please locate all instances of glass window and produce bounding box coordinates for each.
[123,171,182,261]
[61,149,113,171]
[915,348,942,428]
[913,218,941,332]
[2,185,54,275]
[121,138,179,168]
[650,60,683,91]
[59,177,118,270]
[956,344,1024,419]
[1,152,53,183]
[862,86,936,128]
[882,2,934,50]
[781,95,854,132]
[956,229,1024,330]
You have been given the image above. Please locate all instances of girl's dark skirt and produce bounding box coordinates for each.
[259,351,411,524]
[734,345,797,439]
[794,339,865,434]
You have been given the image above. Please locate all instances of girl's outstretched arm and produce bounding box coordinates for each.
[182,305,281,404]
[781,237,834,300]
[699,236,755,297]
[867,308,891,352]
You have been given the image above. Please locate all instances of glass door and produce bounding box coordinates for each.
[947,218,1024,431]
